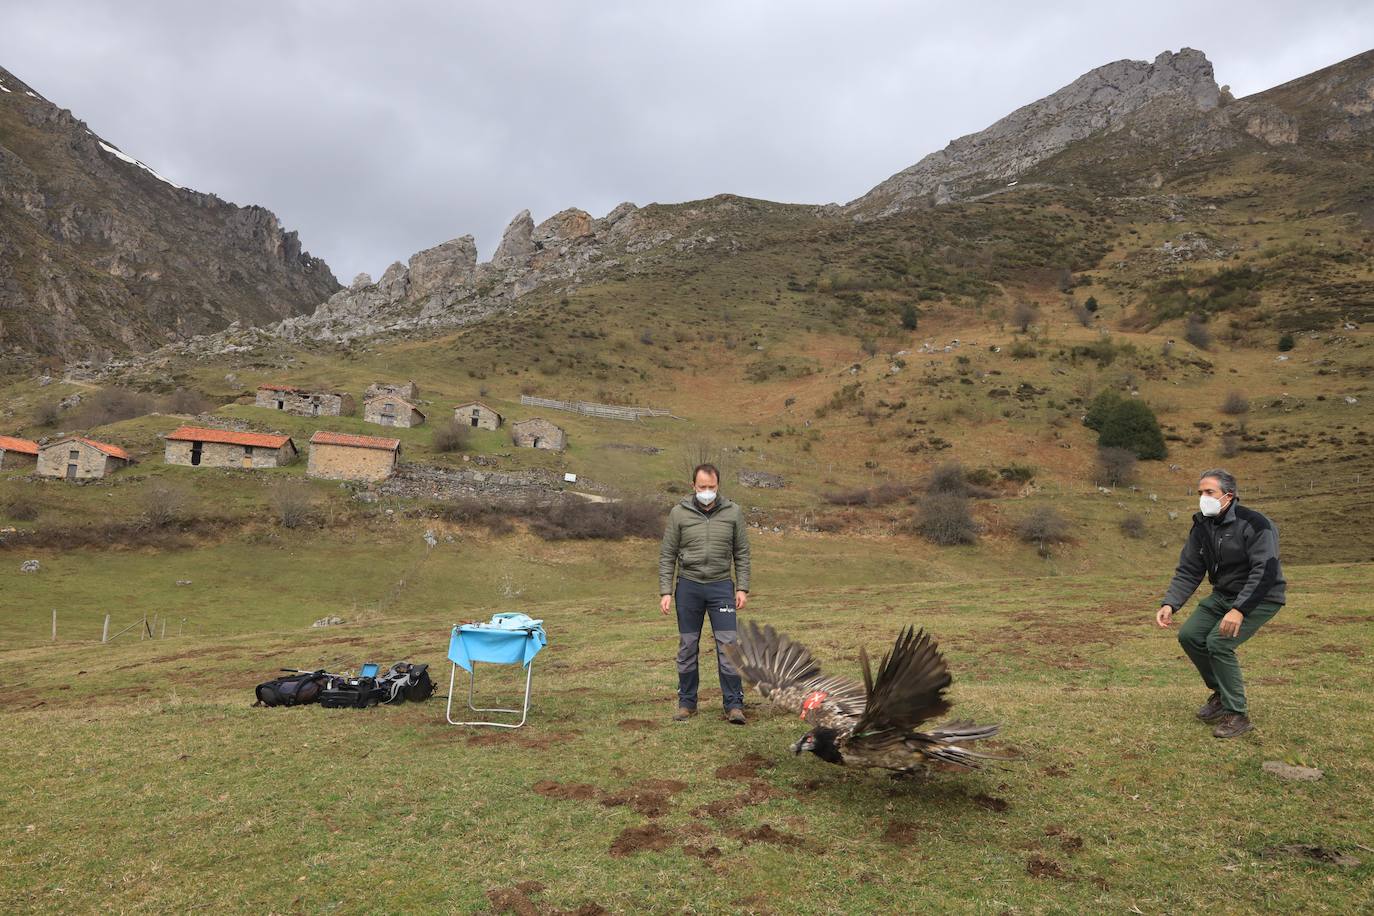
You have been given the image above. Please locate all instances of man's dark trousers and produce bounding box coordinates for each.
[1177,592,1281,715]
[674,578,744,711]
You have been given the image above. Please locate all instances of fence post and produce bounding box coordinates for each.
[161,618,166,639]
[51,609,56,642]
[102,614,110,643]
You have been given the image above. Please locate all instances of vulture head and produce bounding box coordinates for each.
[791,727,844,764]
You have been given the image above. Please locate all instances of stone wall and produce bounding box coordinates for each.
[378,463,569,504]
[307,442,397,482]
[255,389,354,417]
[164,439,296,469]
[37,441,125,479]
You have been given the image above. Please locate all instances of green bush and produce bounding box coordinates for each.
[900,304,919,331]
[1096,398,1167,460]
[1278,333,1295,352]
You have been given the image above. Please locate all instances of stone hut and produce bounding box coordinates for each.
[453,401,503,431]
[511,417,566,451]
[255,384,355,417]
[307,430,401,482]
[0,435,39,471]
[164,426,297,469]
[365,380,420,401]
[364,394,426,428]
[37,436,131,480]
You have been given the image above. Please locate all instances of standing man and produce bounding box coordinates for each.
[1155,469,1286,738]
[659,463,751,724]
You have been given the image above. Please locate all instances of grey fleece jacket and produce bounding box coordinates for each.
[658,495,751,596]
[1162,499,1286,614]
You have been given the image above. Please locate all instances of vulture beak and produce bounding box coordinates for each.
[791,734,815,756]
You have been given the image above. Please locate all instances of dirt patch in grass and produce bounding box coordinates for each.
[692,780,781,820]
[616,718,661,732]
[1263,844,1362,867]
[1041,763,1074,778]
[1316,643,1363,659]
[882,820,922,846]
[714,752,774,780]
[972,793,1010,813]
[1255,675,1292,686]
[533,781,600,801]
[1045,825,1085,854]
[728,823,807,848]
[486,880,608,915]
[599,778,688,817]
[1026,855,1070,880]
[683,843,722,861]
[463,729,581,751]
[608,823,674,858]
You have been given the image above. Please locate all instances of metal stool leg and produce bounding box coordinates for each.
[445,660,533,728]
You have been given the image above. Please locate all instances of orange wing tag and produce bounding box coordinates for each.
[800,690,829,719]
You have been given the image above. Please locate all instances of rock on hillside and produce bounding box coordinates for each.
[0,64,339,360]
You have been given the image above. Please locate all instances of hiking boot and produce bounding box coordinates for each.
[1196,691,1226,722]
[726,708,746,726]
[1212,713,1253,739]
[673,705,696,722]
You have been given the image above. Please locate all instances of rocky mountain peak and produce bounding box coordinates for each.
[849,48,1223,216]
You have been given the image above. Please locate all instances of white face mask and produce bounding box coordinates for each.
[1199,495,1224,517]
[696,490,717,504]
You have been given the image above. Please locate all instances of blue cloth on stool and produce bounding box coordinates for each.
[448,613,547,672]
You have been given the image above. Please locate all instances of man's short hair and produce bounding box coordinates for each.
[1198,468,1238,497]
[692,463,720,484]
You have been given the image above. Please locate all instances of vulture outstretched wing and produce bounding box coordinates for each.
[849,626,952,742]
[726,620,867,724]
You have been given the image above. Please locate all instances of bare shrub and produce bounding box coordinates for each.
[1012,301,1040,333]
[1220,392,1250,415]
[2,491,41,522]
[823,482,913,507]
[1119,514,1147,539]
[528,499,666,541]
[166,387,213,414]
[681,440,729,485]
[1219,434,1240,458]
[910,492,978,545]
[1184,316,1212,350]
[926,462,968,497]
[269,480,315,529]
[1016,506,1070,557]
[33,402,60,426]
[76,388,157,427]
[141,481,191,528]
[432,421,471,453]
[1095,446,1138,487]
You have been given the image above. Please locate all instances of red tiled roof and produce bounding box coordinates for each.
[44,436,131,461]
[0,435,40,456]
[310,430,401,451]
[165,426,293,449]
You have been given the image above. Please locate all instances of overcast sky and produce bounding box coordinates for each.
[3,1,1371,281]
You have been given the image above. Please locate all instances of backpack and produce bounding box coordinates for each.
[377,662,436,704]
[319,674,384,709]
[254,670,327,707]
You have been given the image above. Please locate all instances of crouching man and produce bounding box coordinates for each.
[1156,468,1286,738]
[658,463,751,724]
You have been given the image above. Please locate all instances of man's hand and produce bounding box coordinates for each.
[1156,605,1174,628]
[659,594,672,616]
[735,591,748,611]
[1219,609,1243,638]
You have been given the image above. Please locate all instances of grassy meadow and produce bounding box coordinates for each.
[1,553,1371,913]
